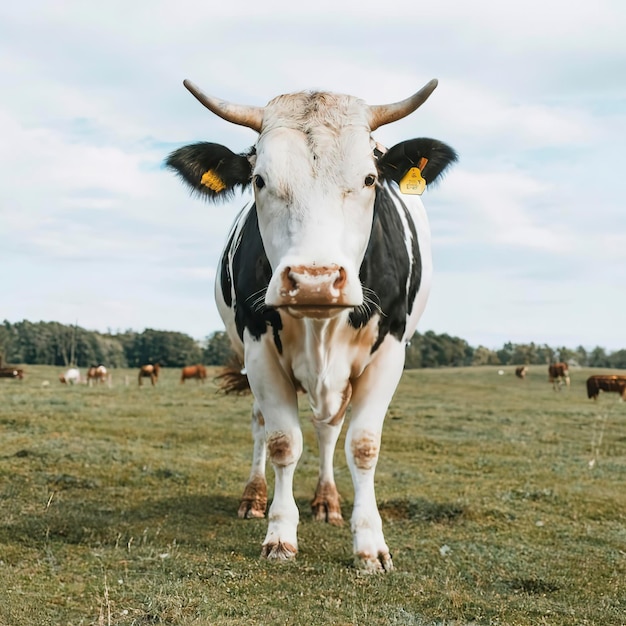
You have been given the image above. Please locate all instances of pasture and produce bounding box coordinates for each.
[1,365,624,625]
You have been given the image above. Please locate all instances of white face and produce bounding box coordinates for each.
[252,93,379,313]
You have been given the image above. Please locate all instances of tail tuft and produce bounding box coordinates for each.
[215,358,251,395]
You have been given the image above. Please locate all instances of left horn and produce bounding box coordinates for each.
[183,79,264,132]
[368,79,438,131]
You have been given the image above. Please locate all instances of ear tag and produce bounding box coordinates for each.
[399,167,426,195]
[200,170,226,193]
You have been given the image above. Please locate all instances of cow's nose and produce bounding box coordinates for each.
[278,264,347,304]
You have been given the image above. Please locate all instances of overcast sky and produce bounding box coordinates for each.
[1,1,624,351]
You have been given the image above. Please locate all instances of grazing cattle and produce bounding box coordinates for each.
[515,366,528,379]
[59,367,80,384]
[138,363,160,386]
[181,364,207,383]
[87,364,108,386]
[167,77,457,572]
[0,367,24,380]
[548,362,570,390]
[587,375,626,401]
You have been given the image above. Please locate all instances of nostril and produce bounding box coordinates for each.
[282,266,299,293]
[333,267,347,290]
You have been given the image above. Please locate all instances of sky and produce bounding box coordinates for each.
[1,1,625,351]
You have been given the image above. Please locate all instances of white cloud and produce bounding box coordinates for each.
[433,167,574,252]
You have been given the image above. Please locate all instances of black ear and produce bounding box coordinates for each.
[165,142,253,200]
[378,138,458,187]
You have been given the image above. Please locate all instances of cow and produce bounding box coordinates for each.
[515,366,528,379]
[166,77,457,572]
[59,367,80,384]
[0,367,24,380]
[548,362,570,390]
[586,375,626,401]
[87,364,108,386]
[138,363,160,386]
[181,364,207,383]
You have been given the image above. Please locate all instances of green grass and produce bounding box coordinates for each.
[1,364,625,625]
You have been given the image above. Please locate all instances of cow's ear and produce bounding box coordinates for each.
[378,138,458,187]
[165,142,253,200]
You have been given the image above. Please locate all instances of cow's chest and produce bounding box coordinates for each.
[280,313,380,423]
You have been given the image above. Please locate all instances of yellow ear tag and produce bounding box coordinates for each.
[399,167,426,195]
[200,170,226,193]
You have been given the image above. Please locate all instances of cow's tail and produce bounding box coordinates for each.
[215,358,251,395]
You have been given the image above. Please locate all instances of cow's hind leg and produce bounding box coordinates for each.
[238,401,268,519]
[311,419,344,525]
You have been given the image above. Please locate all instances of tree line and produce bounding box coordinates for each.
[1,319,625,370]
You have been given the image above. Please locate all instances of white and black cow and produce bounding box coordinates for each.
[167,78,457,572]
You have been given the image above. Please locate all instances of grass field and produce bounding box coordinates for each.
[1,364,624,625]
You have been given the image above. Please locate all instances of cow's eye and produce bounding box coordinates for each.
[364,175,376,187]
[254,175,265,189]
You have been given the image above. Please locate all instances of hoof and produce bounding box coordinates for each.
[238,478,267,519]
[311,481,343,526]
[238,500,266,519]
[311,501,344,526]
[354,552,394,573]
[261,541,298,561]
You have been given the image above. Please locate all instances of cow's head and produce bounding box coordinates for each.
[167,80,456,319]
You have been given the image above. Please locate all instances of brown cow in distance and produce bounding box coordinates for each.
[548,362,570,390]
[181,364,207,383]
[87,364,108,386]
[0,367,24,380]
[138,363,160,386]
[515,366,528,379]
[587,375,626,401]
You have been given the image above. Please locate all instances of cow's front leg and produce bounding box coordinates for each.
[245,339,301,561]
[346,338,406,573]
[311,419,344,525]
[238,401,267,519]
[260,426,302,559]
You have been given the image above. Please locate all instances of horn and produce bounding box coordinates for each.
[183,79,264,132]
[368,79,439,131]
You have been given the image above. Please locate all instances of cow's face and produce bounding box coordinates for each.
[250,93,378,317]
[166,80,457,320]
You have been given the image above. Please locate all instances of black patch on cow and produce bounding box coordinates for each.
[220,206,283,351]
[165,142,253,200]
[378,138,457,187]
[219,227,238,309]
[349,187,421,351]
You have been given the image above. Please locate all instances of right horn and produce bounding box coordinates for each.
[368,79,438,131]
[183,79,264,132]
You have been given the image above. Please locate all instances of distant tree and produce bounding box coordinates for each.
[510,343,537,364]
[588,346,610,368]
[203,331,236,366]
[535,344,555,365]
[472,345,500,365]
[574,345,589,367]
[96,335,128,367]
[127,329,202,367]
[405,331,473,369]
[0,321,17,364]
[5,318,626,372]
[555,346,578,364]
[496,342,514,365]
[608,349,626,369]
[404,336,422,369]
